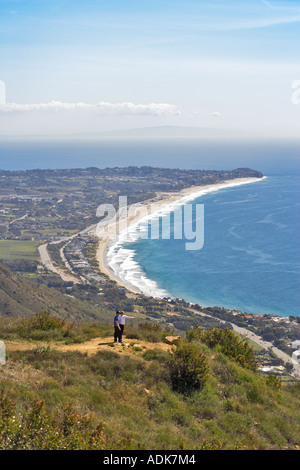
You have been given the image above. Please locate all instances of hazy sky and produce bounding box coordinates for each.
[0,0,299,138]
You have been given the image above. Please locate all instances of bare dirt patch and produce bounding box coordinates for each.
[5,335,176,358]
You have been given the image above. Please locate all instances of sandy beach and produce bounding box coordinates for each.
[95,177,264,295]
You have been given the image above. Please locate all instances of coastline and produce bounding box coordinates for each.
[95,176,266,295]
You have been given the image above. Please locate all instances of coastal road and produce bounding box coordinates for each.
[38,243,80,284]
[231,323,300,377]
[38,223,97,284]
[190,307,300,378]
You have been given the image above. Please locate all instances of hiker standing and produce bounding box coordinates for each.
[118,311,135,343]
[114,311,121,343]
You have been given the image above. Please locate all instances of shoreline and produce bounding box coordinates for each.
[95,176,266,296]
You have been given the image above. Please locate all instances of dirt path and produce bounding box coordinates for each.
[5,335,179,357]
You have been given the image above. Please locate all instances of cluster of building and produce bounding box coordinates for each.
[232,310,299,326]
[63,236,105,284]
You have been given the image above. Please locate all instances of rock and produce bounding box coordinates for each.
[164,336,181,345]
[0,341,6,365]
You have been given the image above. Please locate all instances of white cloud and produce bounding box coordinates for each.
[212,111,220,117]
[0,100,181,116]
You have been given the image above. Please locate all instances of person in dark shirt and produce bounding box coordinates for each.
[114,311,121,343]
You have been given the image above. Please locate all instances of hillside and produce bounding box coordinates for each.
[0,262,113,323]
[1,314,300,450]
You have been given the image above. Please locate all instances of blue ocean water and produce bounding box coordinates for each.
[0,138,299,316]
[116,175,300,317]
[0,138,299,175]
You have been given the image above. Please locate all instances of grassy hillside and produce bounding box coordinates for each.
[1,313,299,450]
[0,262,113,323]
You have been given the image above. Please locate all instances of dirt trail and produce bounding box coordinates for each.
[5,336,179,357]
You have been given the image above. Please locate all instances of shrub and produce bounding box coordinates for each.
[33,344,53,355]
[169,342,209,395]
[136,322,171,343]
[188,327,257,371]
[142,349,170,362]
[266,372,282,390]
[17,311,66,340]
[27,310,66,331]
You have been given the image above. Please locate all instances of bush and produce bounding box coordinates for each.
[188,327,257,371]
[266,372,282,390]
[28,310,66,331]
[137,322,164,342]
[33,344,53,355]
[126,321,171,343]
[169,342,209,395]
[142,349,170,362]
[18,311,66,337]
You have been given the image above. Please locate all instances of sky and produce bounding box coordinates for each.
[0,0,299,138]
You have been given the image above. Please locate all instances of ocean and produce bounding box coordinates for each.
[0,138,299,175]
[110,174,300,317]
[0,137,299,317]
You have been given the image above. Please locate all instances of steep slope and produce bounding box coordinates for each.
[0,262,112,322]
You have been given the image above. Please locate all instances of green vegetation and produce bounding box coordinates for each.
[170,342,209,395]
[0,311,111,344]
[0,393,131,450]
[188,327,258,371]
[1,315,300,450]
[0,240,40,260]
[126,321,172,343]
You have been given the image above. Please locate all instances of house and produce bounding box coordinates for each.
[292,350,300,365]
[258,366,274,373]
[291,340,300,350]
